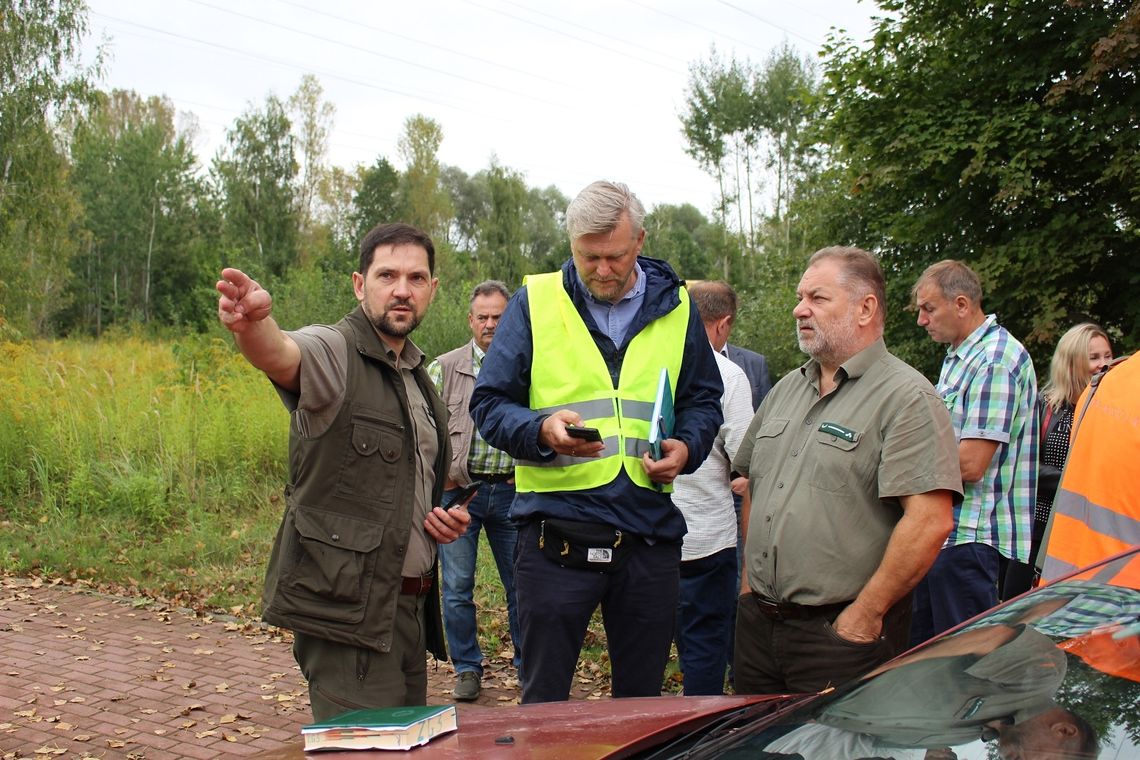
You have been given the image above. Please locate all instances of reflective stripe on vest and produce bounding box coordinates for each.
[1041,355,1140,582]
[1043,491,1140,580]
[515,271,688,493]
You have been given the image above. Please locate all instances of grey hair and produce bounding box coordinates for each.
[913,259,983,305]
[470,280,510,308]
[808,246,887,325]
[565,180,645,240]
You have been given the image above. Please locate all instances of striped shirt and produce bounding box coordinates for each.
[427,342,514,476]
[937,314,1038,561]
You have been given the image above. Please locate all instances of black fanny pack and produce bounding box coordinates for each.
[539,518,629,573]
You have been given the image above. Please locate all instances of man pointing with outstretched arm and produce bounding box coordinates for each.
[216,222,469,720]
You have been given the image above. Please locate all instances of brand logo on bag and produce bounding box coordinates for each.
[587,548,613,563]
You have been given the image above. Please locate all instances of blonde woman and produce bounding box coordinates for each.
[1002,322,1113,598]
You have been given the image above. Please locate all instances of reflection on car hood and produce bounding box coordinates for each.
[255,549,1140,760]
[699,547,1140,760]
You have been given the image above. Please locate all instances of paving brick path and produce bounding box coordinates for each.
[0,579,521,759]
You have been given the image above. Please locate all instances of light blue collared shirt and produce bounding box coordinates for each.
[576,262,646,348]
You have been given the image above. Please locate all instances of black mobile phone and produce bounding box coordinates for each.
[444,483,480,509]
[565,425,602,443]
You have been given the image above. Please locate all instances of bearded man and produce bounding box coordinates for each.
[731,246,962,694]
[216,222,470,719]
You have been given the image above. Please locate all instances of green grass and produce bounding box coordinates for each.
[0,334,287,611]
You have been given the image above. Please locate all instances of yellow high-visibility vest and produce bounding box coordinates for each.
[515,271,688,493]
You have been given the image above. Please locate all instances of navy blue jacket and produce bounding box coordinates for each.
[470,256,723,541]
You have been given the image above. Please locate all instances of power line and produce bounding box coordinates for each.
[459,0,684,76]
[621,0,776,58]
[713,0,817,46]
[182,0,571,110]
[92,12,466,112]
[270,0,573,91]
[497,0,682,69]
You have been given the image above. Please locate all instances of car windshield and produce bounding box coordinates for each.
[671,550,1140,760]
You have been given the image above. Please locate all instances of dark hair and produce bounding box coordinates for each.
[358,223,436,275]
[808,246,887,324]
[470,280,510,307]
[688,280,738,323]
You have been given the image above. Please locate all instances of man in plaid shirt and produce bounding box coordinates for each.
[911,260,1038,645]
[427,280,521,702]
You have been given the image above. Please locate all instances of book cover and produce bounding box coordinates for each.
[301,704,457,752]
[648,367,674,461]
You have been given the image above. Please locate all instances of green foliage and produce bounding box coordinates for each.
[65,90,211,334]
[0,0,101,336]
[351,156,401,246]
[816,0,1140,372]
[478,160,529,284]
[680,44,821,278]
[396,114,452,242]
[522,185,571,274]
[213,95,299,281]
[643,203,718,280]
[288,74,335,235]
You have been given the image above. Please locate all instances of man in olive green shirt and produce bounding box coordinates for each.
[732,246,962,694]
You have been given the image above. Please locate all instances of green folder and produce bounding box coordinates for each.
[648,367,674,462]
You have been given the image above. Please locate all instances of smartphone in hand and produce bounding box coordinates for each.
[443,483,480,510]
[565,425,602,443]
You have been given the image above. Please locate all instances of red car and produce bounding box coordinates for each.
[260,548,1140,759]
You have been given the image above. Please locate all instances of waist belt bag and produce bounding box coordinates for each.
[539,518,629,573]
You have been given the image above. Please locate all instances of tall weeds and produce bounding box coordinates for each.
[0,335,287,609]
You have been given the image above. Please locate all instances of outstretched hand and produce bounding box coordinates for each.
[216,267,273,333]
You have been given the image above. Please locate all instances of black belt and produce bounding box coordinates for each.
[471,472,513,484]
[400,573,434,596]
[750,593,850,621]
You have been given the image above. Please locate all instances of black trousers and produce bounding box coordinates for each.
[514,520,681,703]
[733,593,911,695]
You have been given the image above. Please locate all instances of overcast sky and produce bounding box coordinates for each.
[83,0,880,216]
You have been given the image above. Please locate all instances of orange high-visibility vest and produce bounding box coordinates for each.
[1040,353,1140,582]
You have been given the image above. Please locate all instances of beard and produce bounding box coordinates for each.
[797,312,859,367]
[584,272,633,302]
[363,298,423,338]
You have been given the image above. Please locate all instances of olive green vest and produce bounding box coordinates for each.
[261,307,449,657]
[515,271,687,493]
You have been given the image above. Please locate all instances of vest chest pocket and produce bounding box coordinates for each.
[338,414,404,504]
[277,507,385,625]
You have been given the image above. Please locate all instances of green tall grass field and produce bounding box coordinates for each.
[0,335,290,612]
